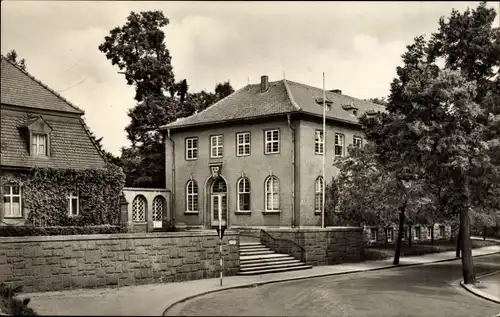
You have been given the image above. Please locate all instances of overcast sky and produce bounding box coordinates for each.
[1,1,498,156]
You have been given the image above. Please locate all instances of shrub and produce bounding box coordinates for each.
[0,225,124,237]
[0,166,125,227]
[0,284,37,316]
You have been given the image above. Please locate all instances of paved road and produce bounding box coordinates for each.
[167,254,500,317]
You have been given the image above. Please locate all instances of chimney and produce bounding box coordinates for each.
[329,89,342,95]
[261,75,269,92]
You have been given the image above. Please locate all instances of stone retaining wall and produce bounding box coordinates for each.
[0,232,239,293]
[261,227,364,266]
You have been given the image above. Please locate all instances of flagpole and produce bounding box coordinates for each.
[322,72,326,228]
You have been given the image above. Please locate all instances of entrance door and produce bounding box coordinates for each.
[211,194,227,227]
[210,177,227,227]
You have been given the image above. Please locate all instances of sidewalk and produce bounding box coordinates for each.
[21,245,500,316]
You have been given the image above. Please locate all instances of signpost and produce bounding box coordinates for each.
[215,206,226,287]
[219,206,223,286]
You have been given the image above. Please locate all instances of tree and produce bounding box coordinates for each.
[366,97,388,106]
[361,2,499,284]
[334,145,405,253]
[5,49,26,71]
[98,11,175,102]
[99,11,235,188]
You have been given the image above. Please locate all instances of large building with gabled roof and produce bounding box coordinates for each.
[0,56,108,225]
[159,75,385,229]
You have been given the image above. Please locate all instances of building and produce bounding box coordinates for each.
[0,56,109,226]
[160,75,385,230]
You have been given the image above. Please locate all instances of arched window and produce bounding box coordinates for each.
[132,195,147,222]
[315,176,324,212]
[152,195,165,222]
[265,176,279,211]
[186,180,198,212]
[237,177,251,211]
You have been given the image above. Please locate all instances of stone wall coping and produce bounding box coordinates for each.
[0,231,239,244]
[264,226,363,232]
[122,187,171,192]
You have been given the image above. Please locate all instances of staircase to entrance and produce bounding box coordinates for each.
[238,241,312,275]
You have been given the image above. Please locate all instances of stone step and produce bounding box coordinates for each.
[239,247,271,253]
[240,259,301,269]
[237,264,313,275]
[239,250,275,257]
[240,254,297,265]
[240,261,308,272]
[239,248,271,254]
[240,242,261,247]
[239,245,269,251]
[240,253,291,261]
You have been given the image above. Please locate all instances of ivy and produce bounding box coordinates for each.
[1,166,125,227]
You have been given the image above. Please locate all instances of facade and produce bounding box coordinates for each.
[160,75,385,229]
[0,56,108,225]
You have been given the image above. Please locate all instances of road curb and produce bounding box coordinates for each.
[460,269,500,305]
[162,250,500,316]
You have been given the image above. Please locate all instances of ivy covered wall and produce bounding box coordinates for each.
[0,166,125,226]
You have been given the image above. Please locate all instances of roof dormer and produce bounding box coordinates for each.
[341,102,359,116]
[19,115,53,157]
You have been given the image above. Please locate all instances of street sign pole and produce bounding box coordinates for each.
[219,204,223,286]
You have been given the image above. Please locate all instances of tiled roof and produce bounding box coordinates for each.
[162,78,385,130]
[1,56,84,114]
[164,80,297,129]
[285,80,386,123]
[0,110,107,170]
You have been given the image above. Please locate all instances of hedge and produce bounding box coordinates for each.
[0,225,125,237]
[0,284,37,316]
[0,166,125,227]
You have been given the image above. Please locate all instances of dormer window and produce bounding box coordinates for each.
[315,97,333,111]
[32,134,47,155]
[20,115,53,157]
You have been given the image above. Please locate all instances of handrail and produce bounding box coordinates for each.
[259,229,307,263]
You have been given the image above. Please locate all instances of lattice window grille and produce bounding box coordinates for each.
[152,196,164,222]
[132,196,146,222]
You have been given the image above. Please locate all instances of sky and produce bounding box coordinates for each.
[1,1,499,156]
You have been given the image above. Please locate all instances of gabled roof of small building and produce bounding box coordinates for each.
[1,56,85,114]
[161,78,385,130]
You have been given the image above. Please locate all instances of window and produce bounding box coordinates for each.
[265,129,280,154]
[370,228,377,242]
[237,132,250,156]
[152,196,165,224]
[132,195,147,222]
[427,226,432,239]
[32,133,47,155]
[353,136,363,148]
[265,176,279,211]
[3,184,22,218]
[315,130,324,154]
[210,135,223,158]
[334,134,344,157]
[67,191,79,216]
[186,137,198,160]
[237,178,251,211]
[414,226,421,240]
[439,225,445,238]
[387,227,394,242]
[314,176,324,212]
[186,180,199,212]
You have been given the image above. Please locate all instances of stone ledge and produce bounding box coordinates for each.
[264,227,362,233]
[0,231,240,244]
